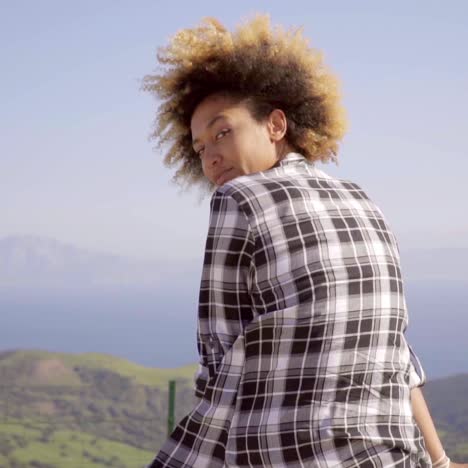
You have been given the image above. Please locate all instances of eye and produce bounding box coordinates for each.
[216,129,230,140]
[196,129,230,158]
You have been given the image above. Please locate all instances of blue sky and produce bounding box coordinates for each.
[1,1,467,261]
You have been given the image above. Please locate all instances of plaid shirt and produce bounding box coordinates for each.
[149,152,431,467]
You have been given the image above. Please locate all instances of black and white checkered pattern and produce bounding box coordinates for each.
[149,152,431,467]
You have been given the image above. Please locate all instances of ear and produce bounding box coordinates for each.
[267,109,288,142]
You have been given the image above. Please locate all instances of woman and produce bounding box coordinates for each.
[142,14,465,467]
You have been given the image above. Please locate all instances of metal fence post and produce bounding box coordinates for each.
[167,379,176,436]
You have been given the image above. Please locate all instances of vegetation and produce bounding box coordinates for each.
[0,350,467,467]
[0,350,197,467]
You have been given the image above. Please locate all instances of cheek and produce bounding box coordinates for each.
[200,160,211,178]
[235,127,267,154]
[240,128,270,160]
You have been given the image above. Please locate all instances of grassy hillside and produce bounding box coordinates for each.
[0,350,467,467]
[421,373,468,460]
[0,349,198,468]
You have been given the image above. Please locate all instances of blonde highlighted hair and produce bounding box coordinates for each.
[140,13,348,195]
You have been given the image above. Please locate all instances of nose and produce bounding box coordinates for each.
[203,145,222,168]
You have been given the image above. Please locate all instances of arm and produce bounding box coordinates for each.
[409,363,468,468]
[411,387,468,467]
[407,343,451,465]
[411,386,446,463]
[194,188,255,398]
[150,189,255,466]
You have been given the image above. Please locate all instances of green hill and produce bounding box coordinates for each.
[420,373,468,460]
[0,349,198,468]
[0,349,467,467]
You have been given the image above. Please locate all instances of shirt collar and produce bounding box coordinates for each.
[275,152,308,167]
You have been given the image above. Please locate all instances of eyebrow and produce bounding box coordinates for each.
[192,114,228,148]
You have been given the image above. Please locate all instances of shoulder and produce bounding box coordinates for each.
[209,177,254,217]
[214,165,365,204]
[207,184,254,234]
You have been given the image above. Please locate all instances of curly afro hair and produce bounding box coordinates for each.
[140,13,348,196]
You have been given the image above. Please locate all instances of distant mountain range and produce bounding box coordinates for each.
[0,234,201,290]
[0,349,466,468]
[0,234,466,290]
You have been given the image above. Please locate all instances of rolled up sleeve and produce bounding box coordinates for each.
[194,361,209,399]
[195,188,255,397]
[408,342,427,389]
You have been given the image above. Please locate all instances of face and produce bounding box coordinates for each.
[190,93,290,187]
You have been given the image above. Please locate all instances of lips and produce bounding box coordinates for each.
[215,168,232,186]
